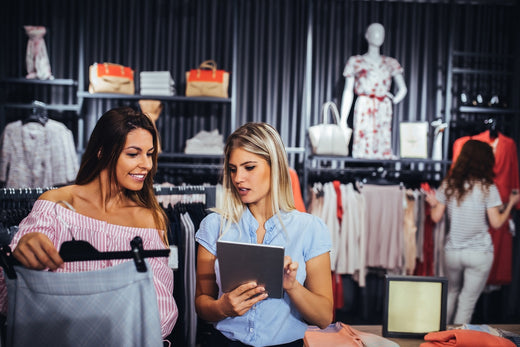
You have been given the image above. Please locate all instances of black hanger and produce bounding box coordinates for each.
[0,236,170,279]
[485,118,498,139]
[59,236,169,271]
[23,100,49,125]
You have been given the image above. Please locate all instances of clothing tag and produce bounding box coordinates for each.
[168,245,178,270]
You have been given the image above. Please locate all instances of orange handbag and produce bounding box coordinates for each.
[185,60,229,98]
[88,62,135,94]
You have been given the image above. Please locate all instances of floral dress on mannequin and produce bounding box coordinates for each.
[343,55,403,159]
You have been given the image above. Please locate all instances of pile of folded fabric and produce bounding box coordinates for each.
[184,129,224,155]
[140,71,175,96]
[420,327,517,347]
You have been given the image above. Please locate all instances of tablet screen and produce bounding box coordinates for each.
[217,240,285,299]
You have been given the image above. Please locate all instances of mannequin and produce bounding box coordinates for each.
[341,23,407,159]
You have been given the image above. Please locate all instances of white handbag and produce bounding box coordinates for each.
[308,101,352,156]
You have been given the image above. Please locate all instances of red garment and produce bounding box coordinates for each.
[330,181,344,312]
[289,168,306,212]
[452,131,520,207]
[451,131,519,284]
[415,202,435,276]
[333,180,343,225]
[331,272,344,313]
[420,329,515,347]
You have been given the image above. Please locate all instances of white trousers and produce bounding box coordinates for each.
[444,249,493,324]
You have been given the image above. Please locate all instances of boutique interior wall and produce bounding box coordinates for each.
[1,0,520,322]
[1,0,519,160]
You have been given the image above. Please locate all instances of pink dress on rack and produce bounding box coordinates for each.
[343,55,403,159]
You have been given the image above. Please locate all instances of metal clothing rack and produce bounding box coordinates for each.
[153,184,217,208]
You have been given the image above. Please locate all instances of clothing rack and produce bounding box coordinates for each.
[153,184,217,208]
[0,187,55,200]
[0,188,57,246]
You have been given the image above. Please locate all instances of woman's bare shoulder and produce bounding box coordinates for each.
[38,185,77,203]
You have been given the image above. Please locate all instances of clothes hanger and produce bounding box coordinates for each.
[0,201,170,279]
[485,117,498,139]
[23,100,49,125]
[0,237,169,279]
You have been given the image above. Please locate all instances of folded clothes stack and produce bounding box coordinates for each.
[140,71,175,96]
[184,129,224,155]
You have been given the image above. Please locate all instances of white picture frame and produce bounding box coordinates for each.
[400,122,429,158]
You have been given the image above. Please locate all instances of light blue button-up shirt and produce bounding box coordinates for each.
[195,208,332,346]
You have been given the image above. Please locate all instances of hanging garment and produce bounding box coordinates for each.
[289,168,306,212]
[180,211,197,347]
[362,184,405,271]
[452,130,520,284]
[343,55,403,159]
[5,260,162,347]
[336,183,367,287]
[403,190,418,275]
[0,119,78,187]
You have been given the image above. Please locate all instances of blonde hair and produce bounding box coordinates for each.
[215,122,295,236]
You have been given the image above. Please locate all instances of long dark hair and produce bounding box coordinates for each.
[76,107,168,235]
[445,139,495,204]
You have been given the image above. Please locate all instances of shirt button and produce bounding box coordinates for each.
[249,328,253,333]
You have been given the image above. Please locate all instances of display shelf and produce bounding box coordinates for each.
[452,68,512,76]
[3,103,80,112]
[458,106,519,114]
[0,78,78,86]
[444,25,518,160]
[306,155,452,165]
[158,153,223,169]
[77,91,231,103]
[0,77,81,133]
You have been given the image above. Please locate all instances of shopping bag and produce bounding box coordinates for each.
[308,101,352,156]
[88,63,135,94]
[185,60,229,98]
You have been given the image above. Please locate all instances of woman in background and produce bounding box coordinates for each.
[425,139,519,324]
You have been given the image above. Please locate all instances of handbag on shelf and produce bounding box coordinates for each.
[308,101,352,156]
[185,60,230,98]
[88,62,135,94]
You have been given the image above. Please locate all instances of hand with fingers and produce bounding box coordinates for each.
[283,255,299,291]
[12,232,63,270]
[219,281,268,317]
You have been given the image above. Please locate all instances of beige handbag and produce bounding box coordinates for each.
[185,60,230,98]
[88,63,135,94]
[308,101,352,156]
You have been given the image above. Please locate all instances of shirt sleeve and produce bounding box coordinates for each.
[303,214,332,262]
[486,184,503,209]
[195,212,221,255]
[343,56,358,78]
[435,183,447,205]
[389,57,404,76]
[149,255,177,337]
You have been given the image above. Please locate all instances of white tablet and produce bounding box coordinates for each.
[217,240,285,299]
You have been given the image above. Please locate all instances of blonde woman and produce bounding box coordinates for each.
[195,122,333,346]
